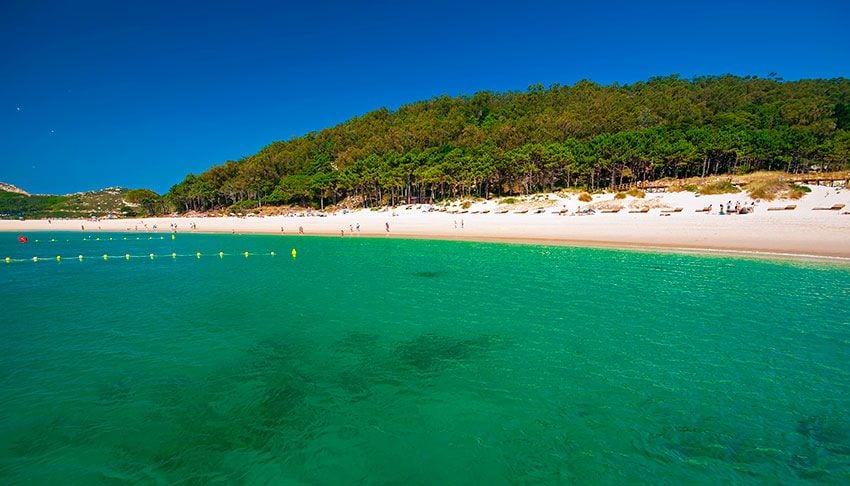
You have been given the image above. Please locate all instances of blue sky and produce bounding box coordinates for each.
[1,0,848,194]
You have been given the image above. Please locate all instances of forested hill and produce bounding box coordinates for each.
[169,75,850,212]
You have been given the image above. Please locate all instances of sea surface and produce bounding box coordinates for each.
[1,231,849,484]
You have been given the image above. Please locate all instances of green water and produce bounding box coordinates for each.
[1,232,849,484]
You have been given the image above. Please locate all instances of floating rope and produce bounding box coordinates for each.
[25,235,174,243]
[3,250,295,264]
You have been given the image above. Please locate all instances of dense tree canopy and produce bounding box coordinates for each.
[168,75,850,211]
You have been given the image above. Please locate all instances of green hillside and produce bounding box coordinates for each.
[0,188,164,219]
[167,75,850,212]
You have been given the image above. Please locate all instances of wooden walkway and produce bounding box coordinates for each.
[611,176,848,193]
[789,177,848,187]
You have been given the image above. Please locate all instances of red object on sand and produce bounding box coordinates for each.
[18,236,28,243]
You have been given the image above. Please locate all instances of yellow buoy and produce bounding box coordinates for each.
[171,252,176,258]
[270,251,276,256]
[96,238,100,241]
[78,255,83,261]
[56,255,61,261]
[291,249,297,258]
[244,251,249,257]
[160,236,164,240]
[219,251,224,258]
[125,254,130,260]
[4,257,10,263]
[171,234,175,240]
[150,253,155,259]
[123,237,127,240]
[196,252,201,258]
[35,239,39,243]
[103,254,108,260]
[32,256,38,262]
[109,237,113,241]
[50,239,56,242]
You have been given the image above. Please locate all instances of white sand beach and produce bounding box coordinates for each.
[3,186,849,260]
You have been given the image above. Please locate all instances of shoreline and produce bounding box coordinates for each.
[4,227,850,267]
[2,185,848,264]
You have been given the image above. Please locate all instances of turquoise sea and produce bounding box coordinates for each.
[1,232,849,484]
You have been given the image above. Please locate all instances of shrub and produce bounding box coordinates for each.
[614,192,626,199]
[744,175,791,200]
[626,188,646,198]
[698,180,741,195]
[578,192,592,202]
[788,184,811,199]
[501,197,518,204]
[461,201,472,209]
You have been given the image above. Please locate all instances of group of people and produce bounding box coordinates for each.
[718,201,756,215]
[338,223,362,236]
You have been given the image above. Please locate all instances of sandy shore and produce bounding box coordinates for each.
[3,186,849,260]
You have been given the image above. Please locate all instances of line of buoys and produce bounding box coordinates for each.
[5,250,285,264]
[81,235,169,242]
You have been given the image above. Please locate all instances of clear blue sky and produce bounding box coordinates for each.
[1,0,848,194]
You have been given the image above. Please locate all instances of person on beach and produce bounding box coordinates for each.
[299,226,304,234]
[356,223,360,232]
[340,229,344,237]
[385,222,390,232]
[461,219,464,229]
[719,205,725,215]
